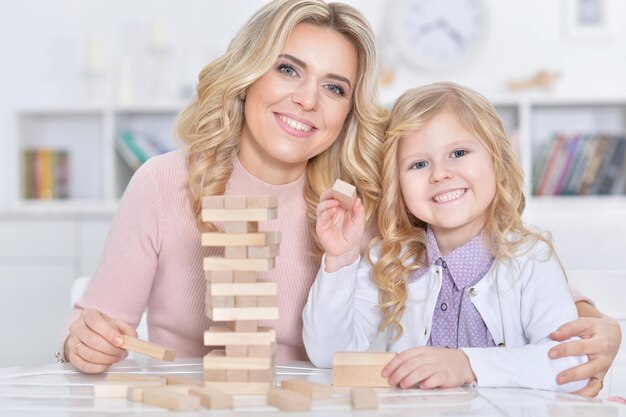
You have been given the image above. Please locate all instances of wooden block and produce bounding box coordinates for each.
[332,352,396,387]
[204,381,270,395]
[224,195,247,209]
[204,326,275,346]
[165,375,204,387]
[94,380,163,398]
[206,293,235,308]
[234,271,257,282]
[204,369,227,382]
[201,196,224,209]
[257,295,278,307]
[201,231,281,247]
[208,307,279,321]
[225,246,247,258]
[203,257,275,272]
[223,221,258,233]
[105,373,165,384]
[205,270,233,283]
[226,369,247,382]
[128,384,195,402]
[332,179,357,210]
[236,295,257,308]
[120,335,176,361]
[142,388,200,411]
[281,379,332,400]
[202,207,277,222]
[350,387,378,409]
[248,344,274,358]
[246,195,278,208]
[189,386,234,410]
[267,389,312,412]
[248,368,274,382]
[225,344,248,357]
[209,282,277,296]
[248,244,280,259]
[227,320,258,333]
[204,349,271,370]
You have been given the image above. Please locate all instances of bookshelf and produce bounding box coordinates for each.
[9,104,183,214]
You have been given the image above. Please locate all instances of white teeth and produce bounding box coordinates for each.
[433,189,466,203]
[279,115,312,132]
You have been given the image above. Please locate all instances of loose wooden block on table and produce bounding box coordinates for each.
[204,381,270,395]
[350,387,379,410]
[332,179,357,210]
[128,384,196,402]
[280,379,333,400]
[332,351,396,387]
[267,389,312,412]
[94,380,163,398]
[189,386,234,410]
[142,388,200,411]
[165,375,205,387]
[119,335,176,361]
[105,373,165,384]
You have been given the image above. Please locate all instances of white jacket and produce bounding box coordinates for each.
[302,239,588,392]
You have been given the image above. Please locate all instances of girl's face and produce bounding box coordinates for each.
[239,23,358,184]
[397,110,496,252]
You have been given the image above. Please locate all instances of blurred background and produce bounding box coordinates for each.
[0,0,625,369]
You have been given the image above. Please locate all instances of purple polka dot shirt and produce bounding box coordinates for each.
[410,227,496,348]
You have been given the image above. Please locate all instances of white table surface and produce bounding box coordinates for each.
[1,358,625,416]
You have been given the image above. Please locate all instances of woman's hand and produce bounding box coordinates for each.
[316,188,365,272]
[64,308,138,373]
[382,347,476,389]
[549,316,622,397]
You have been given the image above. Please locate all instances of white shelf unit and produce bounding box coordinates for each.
[11,104,184,214]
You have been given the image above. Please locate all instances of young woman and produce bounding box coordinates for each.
[59,0,386,373]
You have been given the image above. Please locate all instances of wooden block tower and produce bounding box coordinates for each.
[201,195,280,394]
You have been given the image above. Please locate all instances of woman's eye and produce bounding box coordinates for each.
[452,150,467,158]
[411,161,428,169]
[325,84,346,97]
[277,63,298,77]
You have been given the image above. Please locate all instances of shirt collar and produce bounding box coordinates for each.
[425,226,495,288]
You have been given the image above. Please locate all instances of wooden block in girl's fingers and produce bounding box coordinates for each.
[332,179,356,210]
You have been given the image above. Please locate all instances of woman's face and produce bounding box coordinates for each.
[239,23,358,184]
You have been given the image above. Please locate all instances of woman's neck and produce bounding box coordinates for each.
[237,142,307,185]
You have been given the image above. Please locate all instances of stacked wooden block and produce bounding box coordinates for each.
[201,195,280,394]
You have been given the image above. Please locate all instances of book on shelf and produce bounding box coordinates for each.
[533,133,626,196]
[115,130,174,171]
[21,148,70,200]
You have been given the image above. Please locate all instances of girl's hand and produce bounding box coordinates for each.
[64,308,138,373]
[549,316,622,397]
[382,347,476,389]
[316,188,365,272]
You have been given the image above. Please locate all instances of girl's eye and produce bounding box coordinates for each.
[411,161,428,170]
[325,84,346,97]
[452,149,468,158]
[277,63,298,77]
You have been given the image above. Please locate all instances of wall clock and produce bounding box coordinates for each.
[387,0,487,72]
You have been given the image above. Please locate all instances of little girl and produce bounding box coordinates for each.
[302,82,588,392]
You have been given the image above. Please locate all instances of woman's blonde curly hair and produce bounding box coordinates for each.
[177,0,387,260]
[371,82,555,341]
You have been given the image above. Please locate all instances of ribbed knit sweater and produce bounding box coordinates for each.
[61,150,318,361]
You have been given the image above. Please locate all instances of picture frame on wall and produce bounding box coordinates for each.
[563,0,614,39]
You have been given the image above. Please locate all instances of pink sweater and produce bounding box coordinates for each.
[61,150,318,361]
